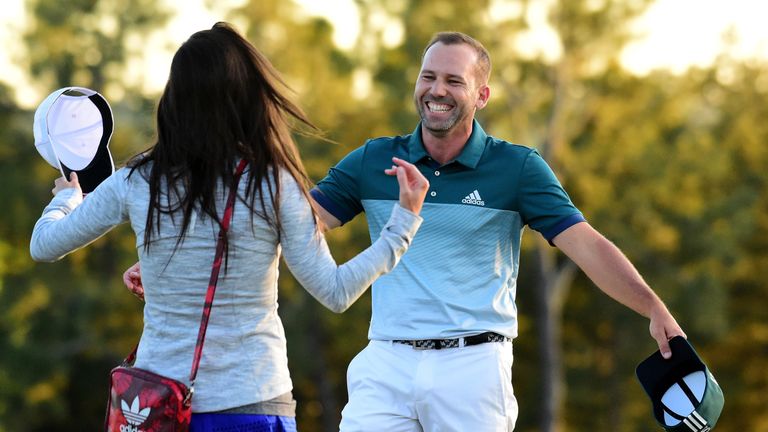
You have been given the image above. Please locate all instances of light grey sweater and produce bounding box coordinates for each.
[30,165,422,412]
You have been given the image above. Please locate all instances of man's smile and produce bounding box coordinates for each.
[425,100,454,113]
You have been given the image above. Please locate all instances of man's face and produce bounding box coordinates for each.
[413,42,487,137]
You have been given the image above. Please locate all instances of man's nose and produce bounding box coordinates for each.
[430,79,448,97]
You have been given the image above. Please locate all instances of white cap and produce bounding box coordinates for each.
[33,87,114,193]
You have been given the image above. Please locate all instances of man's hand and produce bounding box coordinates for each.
[123,262,144,301]
[649,303,687,359]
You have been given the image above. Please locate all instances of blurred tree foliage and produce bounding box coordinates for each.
[1,0,767,431]
[0,0,168,430]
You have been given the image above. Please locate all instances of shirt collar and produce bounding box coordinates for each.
[407,119,487,169]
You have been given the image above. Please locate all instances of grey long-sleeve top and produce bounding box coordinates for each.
[30,165,422,412]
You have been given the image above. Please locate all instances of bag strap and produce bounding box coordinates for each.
[188,159,248,388]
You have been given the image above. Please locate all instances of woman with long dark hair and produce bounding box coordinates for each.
[31,22,428,430]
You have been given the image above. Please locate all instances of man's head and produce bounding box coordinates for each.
[414,32,491,138]
[422,32,491,84]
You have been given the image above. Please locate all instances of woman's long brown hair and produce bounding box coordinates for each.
[129,22,317,256]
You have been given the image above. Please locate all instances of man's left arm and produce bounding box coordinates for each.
[552,221,686,358]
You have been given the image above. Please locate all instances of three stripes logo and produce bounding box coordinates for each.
[683,411,710,432]
[119,396,150,432]
[461,190,485,206]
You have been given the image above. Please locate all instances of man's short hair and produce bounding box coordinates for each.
[422,32,491,84]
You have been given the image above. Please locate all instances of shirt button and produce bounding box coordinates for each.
[434,171,440,176]
[430,191,437,197]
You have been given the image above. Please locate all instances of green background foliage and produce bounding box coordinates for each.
[1,0,766,430]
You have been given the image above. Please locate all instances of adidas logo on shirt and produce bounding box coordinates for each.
[462,190,485,206]
[119,396,151,432]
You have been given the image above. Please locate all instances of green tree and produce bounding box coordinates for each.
[4,0,767,430]
[0,0,168,429]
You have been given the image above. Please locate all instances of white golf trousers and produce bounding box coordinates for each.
[340,339,517,432]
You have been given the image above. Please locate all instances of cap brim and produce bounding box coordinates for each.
[34,88,71,169]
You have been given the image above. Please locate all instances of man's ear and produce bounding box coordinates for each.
[476,84,490,110]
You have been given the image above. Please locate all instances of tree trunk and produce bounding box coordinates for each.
[305,303,341,432]
[607,324,625,430]
[534,239,578,432]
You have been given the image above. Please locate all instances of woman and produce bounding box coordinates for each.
[30,22,428,430]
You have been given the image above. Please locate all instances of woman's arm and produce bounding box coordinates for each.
[30,171,129,262]
[281,158,428,313]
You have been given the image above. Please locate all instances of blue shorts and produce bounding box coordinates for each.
[190,413,297,432]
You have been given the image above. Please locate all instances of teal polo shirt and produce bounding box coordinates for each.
[311,120,585,340]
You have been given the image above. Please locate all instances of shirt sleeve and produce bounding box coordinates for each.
[279,172,422,313]
[518,149,585,244]
[312,144,367,224]
[30,169,130,262]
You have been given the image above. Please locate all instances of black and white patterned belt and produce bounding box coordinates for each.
[393,332,511,350]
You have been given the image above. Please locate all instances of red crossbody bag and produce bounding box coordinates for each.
[104,160,247,431]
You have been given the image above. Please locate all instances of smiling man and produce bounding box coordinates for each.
[120,30,686,431]
[311,31,686,431]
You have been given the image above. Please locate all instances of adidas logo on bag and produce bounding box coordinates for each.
[462,190,485,206]
[119,396,151,432]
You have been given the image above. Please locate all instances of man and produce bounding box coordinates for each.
[309,32,685,431]
[126,31,685,431]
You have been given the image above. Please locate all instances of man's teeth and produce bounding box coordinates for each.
[428,102,451,112]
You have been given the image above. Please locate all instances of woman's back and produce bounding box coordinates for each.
[126,164,293,412]
[116,22,321,411]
